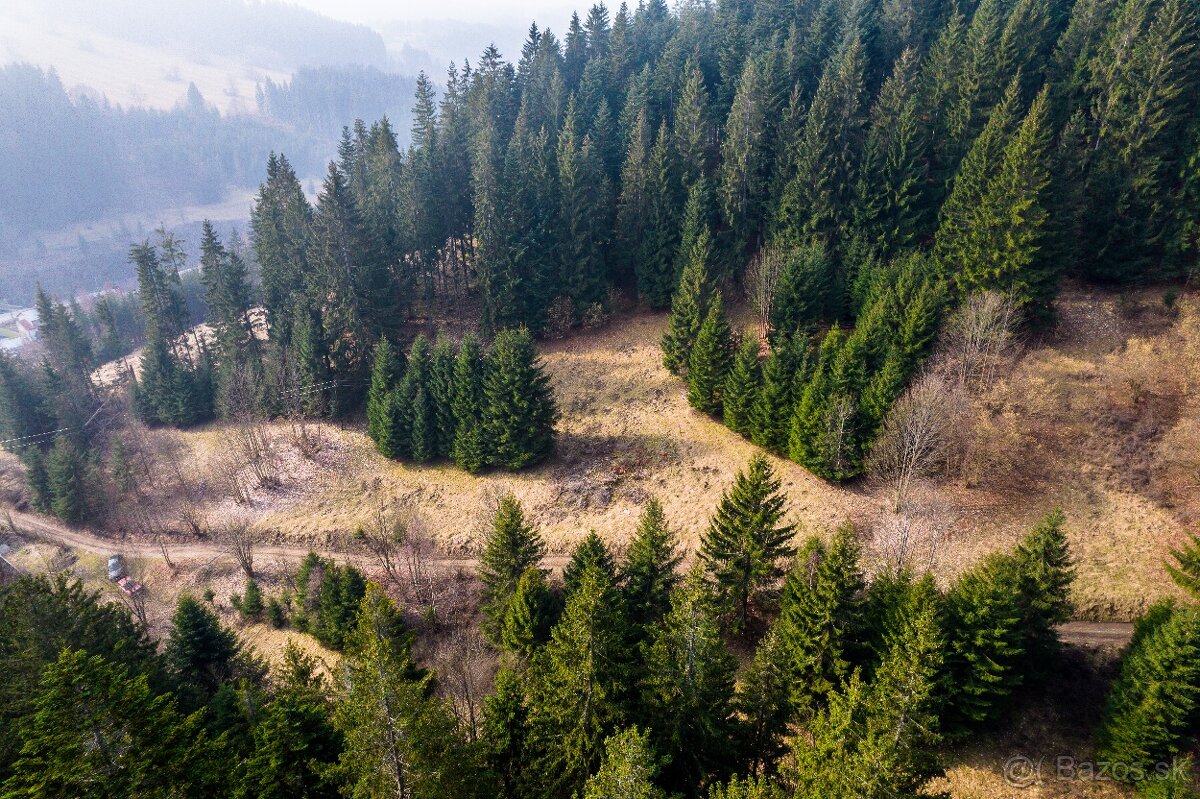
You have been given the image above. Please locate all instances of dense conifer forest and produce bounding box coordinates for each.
[1,0,1200,794]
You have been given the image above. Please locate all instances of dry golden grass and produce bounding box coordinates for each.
[13,286,1200,799]
[255,311,871,557]
[122,286,1200,624]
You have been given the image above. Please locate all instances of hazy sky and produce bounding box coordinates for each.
[286,0,585,27]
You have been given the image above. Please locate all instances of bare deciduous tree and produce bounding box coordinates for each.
[222,422,280,493]
[215,446,249,504]
[129,505,178,574]
[820,393,858,478]
[869,497,955,574]
[744,245,787,339]
[402,517,438,616]
[290,419,325,460]
[357,497,407,592]
[934,291,1019,391]
[868,374,962,512]
[221,520,255,579]
[432,627,494,740]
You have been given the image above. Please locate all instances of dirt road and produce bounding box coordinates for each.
[1,507,1138,649]
[1,507,568,570]
[1057,621,1135,650]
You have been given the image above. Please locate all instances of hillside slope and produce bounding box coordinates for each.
[54,285,1197,622]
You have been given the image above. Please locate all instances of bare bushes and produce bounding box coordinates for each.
[289,419,326,460]
[933,290,1020,392]
[429,627,493,739]
[868,291,1021,502]
[868,498,956,574]
[868,374,966,511]
[357,499,475,629]
[216,422,281,505]
[221,519,256,579]
[745,245,786,339]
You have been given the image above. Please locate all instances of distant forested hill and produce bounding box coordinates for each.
[0,64,322,240]
[257,67,420,142]
[27,0,389,70]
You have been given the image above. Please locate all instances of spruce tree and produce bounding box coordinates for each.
[251,154,312,340]
[429,337,460,459]
[1013,509,1074,672]
[723,335,762,436]
[750,332,811,454]
[787,325,855,479]
[674,62,714,190]
[22,450,52,514]
[0,352,53,446]
[662,228,713,375]
[497,105,556,331]
[199,221,255,375]
[483,329,558,470]
[736,627,793,775]
[238,579,264,620]
[451,335,488,473]
[942,552,1025,733]
[720,57,772,250]
[479,495,547,643]
[526,565,628,798]
[787,575,944,799]
[475,120,518,335]
[235,645,341,799]
[638,124,682,309]
[1097,601,1200,770]
[1080,0,1200,282]
[775,526,865,716]
[951,87,1056,313]
[675,178,717,286]
[641,567,738,796]
[687,293,735,416]
[699,456,796,630]
[615,106,653,285]
[46,437,87,524]
[581,727,665,799]
[933,78,1020,279]
[621,498,683,638]
[397,335,437,463]
[135,322,213,428]
[854,48,927,256]
[292,305,333,418]
[769,242,832,342]
[501,566,556,658]
[165,596,246,704]
[564,531,619,598]
[558,101,612,314]
[94,296,124,362]
[774,37,868,252]
[305,163,373,396]
[1167,532,1200,600]
[481,668,529,799]
[334,584,486,799]
[367,338,403,459]
[3,649,213,799]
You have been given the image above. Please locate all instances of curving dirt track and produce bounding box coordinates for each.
[1,507,568,571]
[2,506,1136,652]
